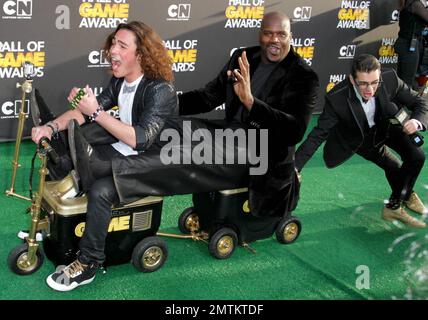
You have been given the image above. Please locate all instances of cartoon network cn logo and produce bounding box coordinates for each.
[2,0,32,19]
[88,50,110,68]
[391,9,399,23]
[167,4,191,21]
[1,99,29,119]
[293,6,312,22]
[338,45,356,59]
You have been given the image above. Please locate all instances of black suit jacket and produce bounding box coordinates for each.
[178,46,319,217]
[295,68,428,170]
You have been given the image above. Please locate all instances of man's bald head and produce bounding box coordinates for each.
[259,11,292,63]
[261,12,291,32]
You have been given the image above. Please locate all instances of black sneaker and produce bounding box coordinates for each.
[46,258,97,291]
[17,230,43,241]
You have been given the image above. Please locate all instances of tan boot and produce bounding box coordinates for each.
[404,192,427,215]
[382,206,426,228]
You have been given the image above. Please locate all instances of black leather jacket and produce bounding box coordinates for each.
[94,76,178,152]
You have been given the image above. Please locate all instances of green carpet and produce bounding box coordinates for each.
[1,116,427,300]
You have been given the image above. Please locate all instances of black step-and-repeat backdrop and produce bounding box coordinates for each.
[0,0,400,141]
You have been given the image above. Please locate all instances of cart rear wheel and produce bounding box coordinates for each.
[8,243,44,275]
[275,216,301,244]
[132,236,168,273]
[178,207,200,234]
[209,227,238,259]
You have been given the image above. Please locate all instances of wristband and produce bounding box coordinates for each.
[45,124,55,137]
[45,121,59,137]
[90,105,104,122]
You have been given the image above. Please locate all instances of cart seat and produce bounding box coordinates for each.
[42,173,162,217]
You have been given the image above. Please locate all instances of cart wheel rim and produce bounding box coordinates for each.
[142,246,163,268]
[217,235,234,256]
[283,222,299,242]
[17,252,39,272]
[186,214,199,232]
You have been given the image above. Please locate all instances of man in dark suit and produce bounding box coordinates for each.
[110,11,319,218]
[295,54,427,228]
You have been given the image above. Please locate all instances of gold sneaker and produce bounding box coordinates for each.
[382,206,426,228]
[404,192,427,215]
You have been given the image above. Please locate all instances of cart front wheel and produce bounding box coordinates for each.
[132,236,168,273]
[8,243,44,275]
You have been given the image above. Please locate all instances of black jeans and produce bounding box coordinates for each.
[79,175,119,265]
[357,125,425,202]
[78,144,121,265]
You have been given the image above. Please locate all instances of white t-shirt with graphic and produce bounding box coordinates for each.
[111,75,144,156]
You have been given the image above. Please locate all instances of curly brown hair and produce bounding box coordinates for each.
[104,21,174,82]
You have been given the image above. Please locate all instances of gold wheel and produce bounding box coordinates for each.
[132,237,168,272]
[209,228,237,259]
[283,222,299,242]
[217,235,234,256]
[276,217,301,244]
[8,243,44,275]
[142,246,163,269]
[185,214,200,233]
[16,251,39,273]
[178,207,200,234]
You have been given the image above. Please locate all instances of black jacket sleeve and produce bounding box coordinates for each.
[294,97,338,171]
[134,81,178,152]
[178,62,229,116]
[389,68,428,129]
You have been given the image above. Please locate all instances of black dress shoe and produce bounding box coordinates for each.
[68,119,96,192]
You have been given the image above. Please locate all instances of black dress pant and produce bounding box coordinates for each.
[357,125,425,201]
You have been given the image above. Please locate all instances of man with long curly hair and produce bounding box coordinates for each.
[30,21,178,291]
